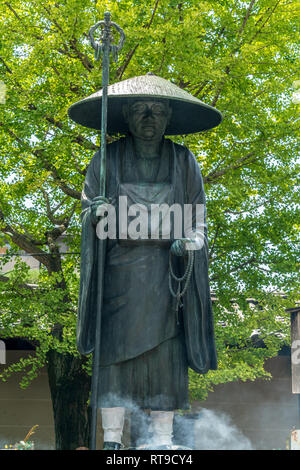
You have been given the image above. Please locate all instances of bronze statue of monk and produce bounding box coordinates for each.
[68,73,222,449]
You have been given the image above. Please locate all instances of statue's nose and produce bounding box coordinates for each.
[143,107,154,118]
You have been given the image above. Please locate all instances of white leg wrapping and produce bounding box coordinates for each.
[150,411,174,446]
[101,407,125,444]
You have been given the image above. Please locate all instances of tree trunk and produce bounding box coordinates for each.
[47,350,91,450]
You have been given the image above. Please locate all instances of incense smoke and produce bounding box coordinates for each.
[99,394,254,450]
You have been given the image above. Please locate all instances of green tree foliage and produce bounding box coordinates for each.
[0,0,299,446]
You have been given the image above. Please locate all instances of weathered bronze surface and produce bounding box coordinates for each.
[72,92,220,400]
[68,15,222,448]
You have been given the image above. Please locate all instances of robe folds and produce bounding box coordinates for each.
[77,136,217,375]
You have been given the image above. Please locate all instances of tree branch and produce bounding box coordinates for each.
[0,273,36,291]
[26,105,97,151]
[117,44,139,81]
[41,4,94,71]
[0,55,13,75]
[224,198,273,215]
[5,2,23,23]
[41,189,78,234]
[34,150,82,200]
[146,0,161,29]
[238,0,256,35]
[209,224,221,260]
[210,65,230,107]
[0,221,51,269]
[72,155,87,176]
[204,151,257,184]
[0,56,97,152]
[117,0,161,79]
[5,2,43,40]
[208,0,280,107]
[0,123,82,200]
[210,256,257,281]
[248,0,282,44]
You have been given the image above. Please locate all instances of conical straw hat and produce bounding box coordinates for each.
[68,73,222,135]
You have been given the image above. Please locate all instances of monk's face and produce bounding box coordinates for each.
[123,100,171,142]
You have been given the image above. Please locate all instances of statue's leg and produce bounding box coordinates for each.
[150,410,174,447]
[101,407,125,449]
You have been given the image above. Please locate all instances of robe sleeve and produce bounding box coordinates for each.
[76,151,101,354]
[181,149,218,373]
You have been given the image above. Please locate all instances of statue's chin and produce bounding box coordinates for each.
[133,132,164,142]
[142,130,156,138]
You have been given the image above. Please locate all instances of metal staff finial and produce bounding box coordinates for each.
[88,11,125,62]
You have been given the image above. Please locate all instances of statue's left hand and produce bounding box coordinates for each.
[170,238,194,256]
[90,196,111,226]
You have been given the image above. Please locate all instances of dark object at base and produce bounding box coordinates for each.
[103,441,121,450]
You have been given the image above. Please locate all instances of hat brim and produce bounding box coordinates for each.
[68,94,222,135]
[68,74,223,134]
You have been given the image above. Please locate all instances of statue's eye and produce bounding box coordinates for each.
[151,104,165,115]
[131,103,147,113]
[131,102,166,115]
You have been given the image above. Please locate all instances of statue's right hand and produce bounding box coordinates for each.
[90,196,111,226]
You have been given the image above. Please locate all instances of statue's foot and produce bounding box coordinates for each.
[103,441,121,450]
